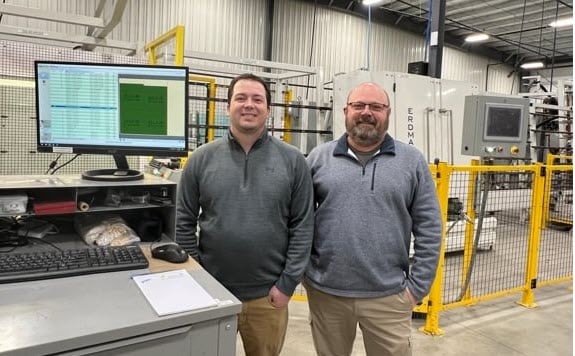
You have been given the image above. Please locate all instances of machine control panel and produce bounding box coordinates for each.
[461,95,530,159]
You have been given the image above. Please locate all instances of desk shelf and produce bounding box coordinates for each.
[0,174,177,242]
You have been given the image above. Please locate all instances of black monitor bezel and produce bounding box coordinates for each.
[482,102,524,143]
[34,61,189,157]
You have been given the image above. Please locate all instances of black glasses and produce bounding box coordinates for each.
[347,102,389,113]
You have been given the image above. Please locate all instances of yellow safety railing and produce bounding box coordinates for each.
[283,89,293,143]
[144,25,185,66]
[190,76,217,143]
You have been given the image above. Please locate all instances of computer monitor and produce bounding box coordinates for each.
[461,95,529,159]
[483,103,523,141]
[35,61,189,181]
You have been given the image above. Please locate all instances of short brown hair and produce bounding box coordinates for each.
[227,73,271,108]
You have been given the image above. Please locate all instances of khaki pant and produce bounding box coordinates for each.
[306,284,413,356]
[238,295,288,356]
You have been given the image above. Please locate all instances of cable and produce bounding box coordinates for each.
[456,168,491,302]
[537,0,546,57]
[26,237,63,252]
[423,0,431,62]
[45,154,63,174]
[305,0,318,100]
[513,0,528,72]
[549,2,559,92]
[50,154,81,174]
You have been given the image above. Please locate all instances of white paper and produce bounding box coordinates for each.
[132,269,218,316]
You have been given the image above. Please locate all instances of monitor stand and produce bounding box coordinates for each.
[81,154,144,182]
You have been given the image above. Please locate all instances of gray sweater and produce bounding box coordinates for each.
[176,131,314,301]
[306,134,442,301]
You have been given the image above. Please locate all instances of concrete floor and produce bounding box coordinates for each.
[237,282,573,356]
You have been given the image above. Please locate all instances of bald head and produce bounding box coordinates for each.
[344,82,391,152]
[346,82,390,107]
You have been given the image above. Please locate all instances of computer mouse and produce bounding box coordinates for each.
[151,244,189,264]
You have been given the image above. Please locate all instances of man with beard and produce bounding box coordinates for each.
[304,82,442,356]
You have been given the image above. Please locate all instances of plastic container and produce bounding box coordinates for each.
[0,194,28,214]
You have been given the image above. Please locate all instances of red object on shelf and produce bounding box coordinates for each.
[33,201,77,215]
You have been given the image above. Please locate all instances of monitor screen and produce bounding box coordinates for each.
[483,103,523,142]
[35,61,189,157]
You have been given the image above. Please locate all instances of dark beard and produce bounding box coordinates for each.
[347,122,385,146]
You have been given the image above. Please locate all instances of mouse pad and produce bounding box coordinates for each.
[141,245,199,272]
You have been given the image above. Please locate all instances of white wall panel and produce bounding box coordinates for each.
[273,0,513,94]
[273,0,428,87]
[107,0,268,59]
[2,0,515,93]
[442,46,516,94]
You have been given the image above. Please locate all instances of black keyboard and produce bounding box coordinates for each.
[0,245,149,284]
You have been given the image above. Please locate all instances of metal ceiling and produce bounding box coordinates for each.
[302,0,573,69]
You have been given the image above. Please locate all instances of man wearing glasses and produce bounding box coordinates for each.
[305,82,442,356]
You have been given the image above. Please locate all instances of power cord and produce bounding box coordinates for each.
[45,154,63,174]
[26,237,63,252]
[50,154,81,174]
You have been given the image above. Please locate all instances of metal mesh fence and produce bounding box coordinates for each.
[442,169,535,304]
[0,40,146,176]
[538,166,573,283]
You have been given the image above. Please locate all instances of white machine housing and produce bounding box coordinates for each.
[332,70,480,165]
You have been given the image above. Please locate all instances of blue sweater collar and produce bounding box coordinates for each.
[333,133,396,157]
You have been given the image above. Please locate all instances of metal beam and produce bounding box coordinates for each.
[0,24,137,52]
[184,50,320,75]
[81,0,128,51]
[86,0,109,37]
[0,4,104,28]
[428,0,447,78]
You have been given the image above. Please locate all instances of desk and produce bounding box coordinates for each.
[0,246,242,356]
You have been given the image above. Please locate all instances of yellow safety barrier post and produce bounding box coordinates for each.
[542,154,554,228]
[143,25,186,166]
[419,161,449,336]
[144,25,185,66]
[543,153,573,227]
[189,76,217,143]
[518,163,546,308]
[283,89,293,143]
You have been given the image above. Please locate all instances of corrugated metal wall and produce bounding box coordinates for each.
[2,0,515,93]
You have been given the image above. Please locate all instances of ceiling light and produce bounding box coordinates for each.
[465,33,490,42]
[549,17,573,27]
[520,62,545,69]
[363,0,384,5]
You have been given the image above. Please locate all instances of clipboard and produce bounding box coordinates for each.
[132,269,218,316]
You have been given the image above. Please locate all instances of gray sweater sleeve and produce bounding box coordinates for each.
[275,153,315,296]
[175,154,200,261]
[406,157,443,301]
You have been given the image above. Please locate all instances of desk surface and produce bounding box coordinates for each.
[0,245,241,356]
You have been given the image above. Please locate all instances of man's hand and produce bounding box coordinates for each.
[269,285,290,308]
[405,287,418,307]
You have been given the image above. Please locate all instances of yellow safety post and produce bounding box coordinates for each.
[518,163,545,308]
[543,153,574,227]
[542,153,555,228]
[189,76,217,143]
[419,161,449,336]
[143,25,186,165]
[283,89,293,143]
[144,25,185,65]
